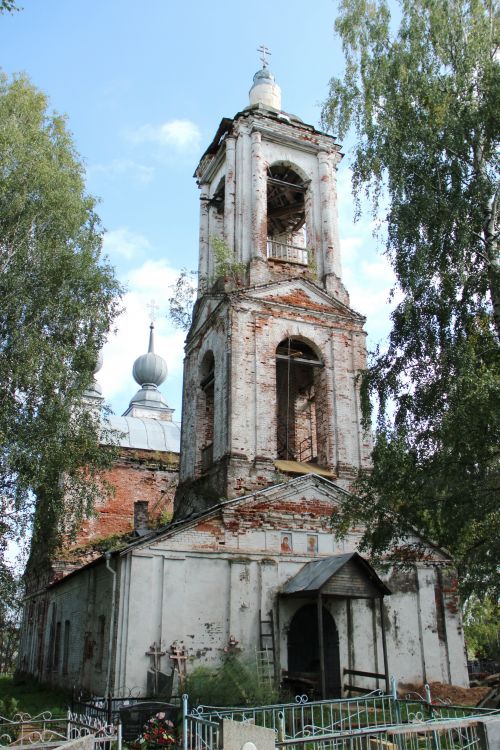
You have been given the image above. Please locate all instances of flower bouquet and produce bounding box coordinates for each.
[136,713,177,749]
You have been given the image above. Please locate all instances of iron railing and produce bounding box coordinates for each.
[267,241,308,266]
[183,679,500,750]
[275,717,485,750]
[0,710,120,750]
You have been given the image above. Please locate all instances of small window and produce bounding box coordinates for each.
[62,620,70,675]
[96,615,106,670]
[53,621,61,671]
[198,351,215,472]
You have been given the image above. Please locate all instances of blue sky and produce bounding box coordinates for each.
[1,0,395,420]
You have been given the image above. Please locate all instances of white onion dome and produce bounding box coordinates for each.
[95,349,103,374]
[128,323,172,415]
[249,66,282,110]
[132,323,167,387]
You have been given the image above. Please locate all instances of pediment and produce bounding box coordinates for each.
[134,474,451,564]
[221,474,349,521]
[242,279,364,320]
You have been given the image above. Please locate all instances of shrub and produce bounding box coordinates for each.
[185,654,280,708]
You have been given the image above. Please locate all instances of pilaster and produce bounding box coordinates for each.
[224,137,236,252]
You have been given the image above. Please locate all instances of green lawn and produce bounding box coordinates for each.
[0,676,70,718]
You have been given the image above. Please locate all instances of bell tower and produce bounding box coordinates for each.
[175,60,371,518]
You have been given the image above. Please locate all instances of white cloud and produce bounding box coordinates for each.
[360,256,394,283]
[340,234,363,262]
[102,228,151,261]
[87,159,155,185]
[98,259,187,408]
[127,119,201,152]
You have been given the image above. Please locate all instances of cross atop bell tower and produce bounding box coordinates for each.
[257,44,271,68]
[175,64,369,519]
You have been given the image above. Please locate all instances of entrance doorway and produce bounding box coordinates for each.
[287,603,341,698]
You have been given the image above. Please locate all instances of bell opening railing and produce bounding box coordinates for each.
[267,241,309,266]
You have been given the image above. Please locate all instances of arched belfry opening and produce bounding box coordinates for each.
[276,338,329,466]
[267,165,308,265]
[210,177,225,215]
[197,351,215,473]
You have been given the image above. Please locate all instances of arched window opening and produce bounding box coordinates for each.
[276,339,327,464]
[267,165,308,265]
[198,352,215,472]
[208,178,225,273]
[210,178,225,215]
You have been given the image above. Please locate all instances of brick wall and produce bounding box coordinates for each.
[76,447,179,545]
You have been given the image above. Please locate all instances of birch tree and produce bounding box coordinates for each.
[322,0,499,596]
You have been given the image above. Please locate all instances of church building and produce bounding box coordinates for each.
[17,61,469,699]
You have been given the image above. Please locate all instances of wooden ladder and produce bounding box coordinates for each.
[257,609,277,686]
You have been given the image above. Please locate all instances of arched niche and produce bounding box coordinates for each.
[275,338,329,466]
[197,350,215,473]
[207,176,225,275]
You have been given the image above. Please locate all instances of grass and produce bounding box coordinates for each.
[0,675,70,718]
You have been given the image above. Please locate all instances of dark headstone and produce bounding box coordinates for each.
[147,668,173,698]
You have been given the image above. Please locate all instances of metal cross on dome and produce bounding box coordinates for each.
[257,44,271,68]
[147,299,159,324]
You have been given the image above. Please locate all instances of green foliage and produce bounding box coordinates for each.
[210,236,246,287]
[167,238,245,331]
[0,676,68,717]
[0,565,21,674]
[59,532,130,564]
[185,654,280,708]
[167,268,197,331]
[0,695,19,719]
[303,248,319,280]
[322,0,500,596]
[463,595,500,659]
[0,1,19,14]
[155,508,173,527]
[0,73,122,573]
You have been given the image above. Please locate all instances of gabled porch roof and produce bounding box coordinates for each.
[281,552,391,599]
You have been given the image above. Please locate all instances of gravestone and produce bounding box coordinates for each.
[222,719,275,750]
[147,668,173,698]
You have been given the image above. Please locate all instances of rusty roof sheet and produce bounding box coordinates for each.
[274,459,336,477]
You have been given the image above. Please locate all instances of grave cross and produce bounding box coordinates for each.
[145,641,166,672]
[169,640,187,678]
[257,44,271,68]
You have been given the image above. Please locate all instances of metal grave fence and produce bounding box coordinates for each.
[0,710,121,750]
[182,678,500,750]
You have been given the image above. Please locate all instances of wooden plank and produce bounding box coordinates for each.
[317,593,326,700]
[321,560,381,598]
[343,668,386,679]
